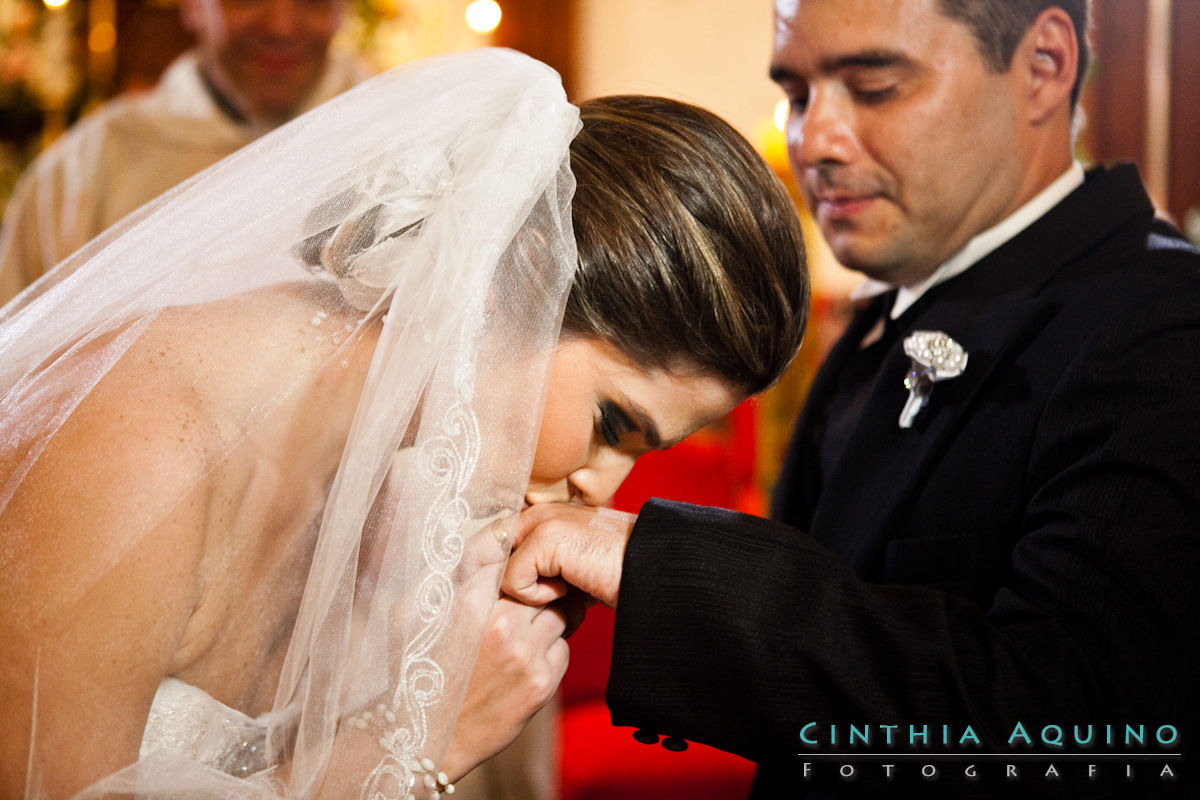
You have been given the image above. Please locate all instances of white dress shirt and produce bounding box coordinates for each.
[849,162,1086,318]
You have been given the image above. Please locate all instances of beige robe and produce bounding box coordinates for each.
[0,51,365,306]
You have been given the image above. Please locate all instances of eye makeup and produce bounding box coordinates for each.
[597,400,635,447]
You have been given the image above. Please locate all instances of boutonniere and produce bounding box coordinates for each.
[899,331,968,428]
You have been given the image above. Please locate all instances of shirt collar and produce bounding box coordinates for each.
[848,162,1085,317]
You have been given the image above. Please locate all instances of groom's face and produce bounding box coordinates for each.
[770,0,1030,288]
[183,0,348,124]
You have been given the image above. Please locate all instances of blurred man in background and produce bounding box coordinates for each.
[0,0,360,305]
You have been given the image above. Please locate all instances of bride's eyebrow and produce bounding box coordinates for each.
[622,399,666,450]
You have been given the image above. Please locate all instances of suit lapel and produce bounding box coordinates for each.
[771,293,893,527]
[809,292,1055,571]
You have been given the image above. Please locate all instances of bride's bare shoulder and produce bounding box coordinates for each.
[0,290,341,788]
[1,280,351,558]
[160,280,354,406]
[82,281,352,444]
[0,281,352,700]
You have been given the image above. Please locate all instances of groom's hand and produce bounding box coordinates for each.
[502,502,635,609]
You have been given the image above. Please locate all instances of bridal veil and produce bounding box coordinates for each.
[0,49,580,798]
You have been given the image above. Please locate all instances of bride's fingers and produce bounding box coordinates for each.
[442,596,572,781]
[494,594,562,639]
[530,602,568,639]
[545,636,570,681]
[461,514,518,573]
[552,590,592,639]
[519,589,590,641]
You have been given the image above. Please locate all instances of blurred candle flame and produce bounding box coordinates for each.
[465,0,501,34]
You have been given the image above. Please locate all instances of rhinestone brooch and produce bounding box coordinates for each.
[899,331,968,428]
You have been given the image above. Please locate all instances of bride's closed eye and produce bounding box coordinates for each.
[596,400,635,447]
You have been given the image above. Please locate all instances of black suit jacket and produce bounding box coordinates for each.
[605,165,1200,797]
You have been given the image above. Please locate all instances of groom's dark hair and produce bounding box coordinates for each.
[565,95,809,395]
[938,0,1091,108]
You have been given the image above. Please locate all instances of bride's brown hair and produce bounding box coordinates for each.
[565,95,809,394]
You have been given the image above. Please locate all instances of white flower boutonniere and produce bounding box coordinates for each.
[899,331,968,428]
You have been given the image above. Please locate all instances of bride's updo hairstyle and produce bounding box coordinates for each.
[565,95,809,393]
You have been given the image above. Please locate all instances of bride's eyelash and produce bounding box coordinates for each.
[597,401,632,447]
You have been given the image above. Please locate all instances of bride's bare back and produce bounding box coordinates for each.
[0,284,371,799]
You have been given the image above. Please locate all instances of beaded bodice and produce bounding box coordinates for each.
[140,678,272,778]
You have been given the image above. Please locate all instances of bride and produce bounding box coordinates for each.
[0,49,808,799]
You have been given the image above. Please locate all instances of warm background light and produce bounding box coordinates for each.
[42,0,69,8]
[465,0,501,34]
[774,98,788,132]
[88,21,116,54]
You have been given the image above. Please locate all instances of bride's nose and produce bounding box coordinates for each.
[566,453,636,508]
[525,453,636,508]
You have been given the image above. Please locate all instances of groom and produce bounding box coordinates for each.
[506,0,1200,795]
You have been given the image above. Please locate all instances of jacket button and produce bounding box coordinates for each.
[632,729,660,745]
[661,736,689,752]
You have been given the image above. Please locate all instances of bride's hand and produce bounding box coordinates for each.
[440,595,570,781]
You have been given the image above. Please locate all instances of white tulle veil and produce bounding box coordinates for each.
[0,49,580,798]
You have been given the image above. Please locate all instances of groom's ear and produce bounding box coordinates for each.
[1016,6,1080,126]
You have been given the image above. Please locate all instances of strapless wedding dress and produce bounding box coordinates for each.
[140,678,272,778]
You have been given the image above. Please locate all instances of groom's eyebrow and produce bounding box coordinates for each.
[769,49,914,84]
